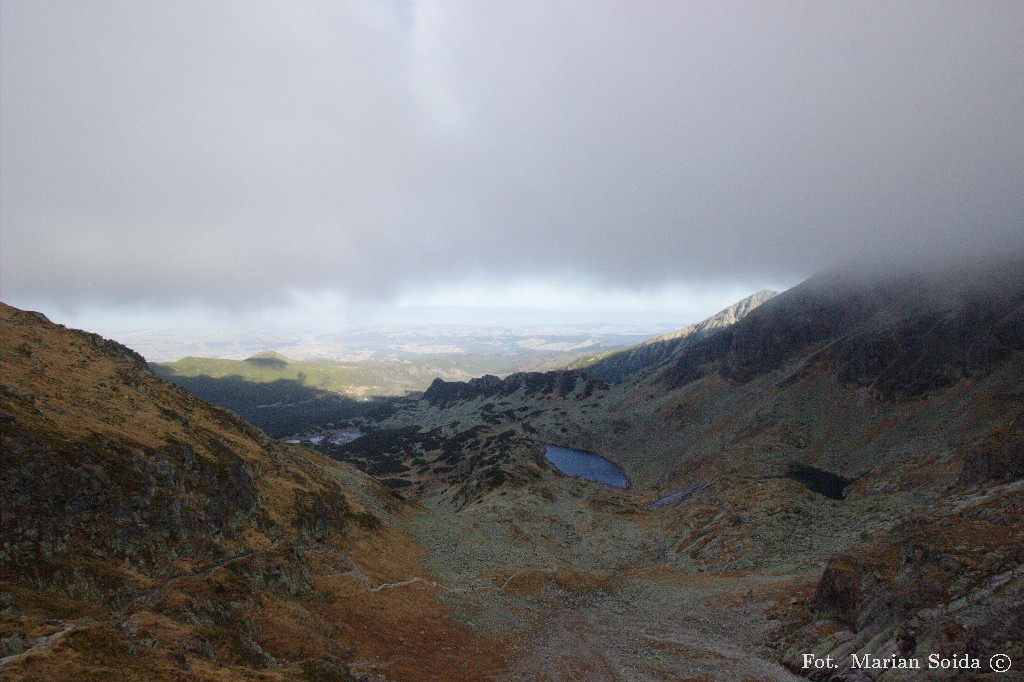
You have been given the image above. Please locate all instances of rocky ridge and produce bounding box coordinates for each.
[570,289,778,383]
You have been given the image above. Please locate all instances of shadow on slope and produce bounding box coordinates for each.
[784,463,853,500]
[151,372,401,438]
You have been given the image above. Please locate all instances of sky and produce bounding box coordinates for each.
[2,1,1023,333]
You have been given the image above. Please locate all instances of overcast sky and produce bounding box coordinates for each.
[2,1,1022,331]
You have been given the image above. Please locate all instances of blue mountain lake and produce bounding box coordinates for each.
[544,445,629,488]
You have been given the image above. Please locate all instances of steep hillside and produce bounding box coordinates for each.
[0,303,507,680]
[569,290,778,383]
[597,259,1024,483]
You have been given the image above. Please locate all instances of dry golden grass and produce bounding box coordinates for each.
[0,304,510,680]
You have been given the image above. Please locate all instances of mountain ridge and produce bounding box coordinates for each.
[569,289,779,383]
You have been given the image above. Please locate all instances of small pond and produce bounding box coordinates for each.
[785,463,852,500]
[544,445,629,488]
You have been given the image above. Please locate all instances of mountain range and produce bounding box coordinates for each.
[2,256,1022,680]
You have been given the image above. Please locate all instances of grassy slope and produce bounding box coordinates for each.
[0,303,509,681]
[154,353,547,399]
[155,343,638,399]
[155,356,403,395]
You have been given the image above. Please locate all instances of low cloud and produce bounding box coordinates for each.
[2,1,1022,317]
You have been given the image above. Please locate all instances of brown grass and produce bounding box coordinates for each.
[0,304,512,680]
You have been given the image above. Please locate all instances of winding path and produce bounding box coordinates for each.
[0,624,76,671]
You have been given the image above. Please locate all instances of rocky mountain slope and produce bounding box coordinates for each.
[1,303,812,681]
[0,303,508,681]
[3,256,1022,680]
[568,290,778,383]
[360,257,1023,679]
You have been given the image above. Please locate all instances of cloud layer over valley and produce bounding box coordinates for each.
[2,1,1022,324]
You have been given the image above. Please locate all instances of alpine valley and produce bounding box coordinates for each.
[2,257,1022,681]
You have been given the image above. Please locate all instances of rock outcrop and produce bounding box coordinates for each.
[422,370,607,407]
[785,481,1024,679]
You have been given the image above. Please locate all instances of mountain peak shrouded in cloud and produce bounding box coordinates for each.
[2,1,1022,324]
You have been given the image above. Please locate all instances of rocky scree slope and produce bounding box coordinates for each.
[590,263,1024,676]
[365,260,1024,679]
[782,478,1024,679]
[0,303,508,681]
